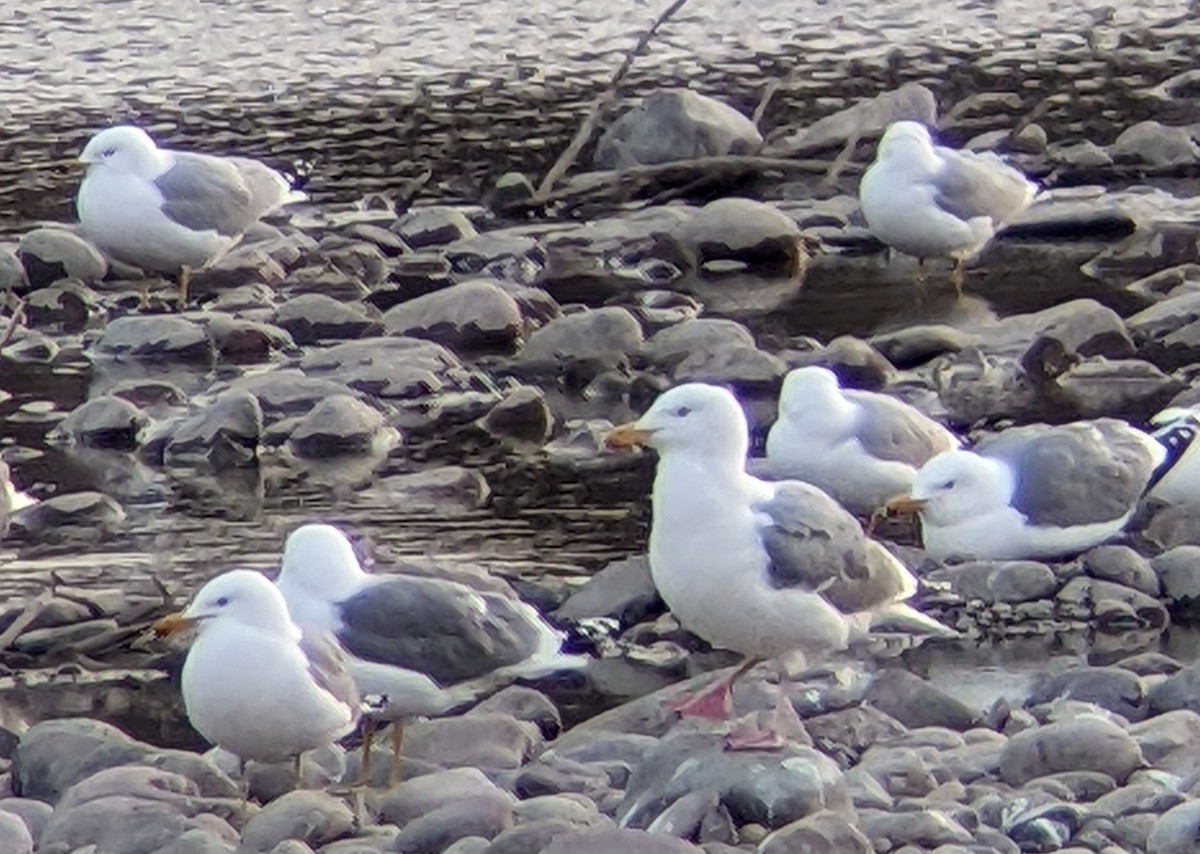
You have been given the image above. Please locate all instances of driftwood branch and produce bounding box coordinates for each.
[535,0,691,201]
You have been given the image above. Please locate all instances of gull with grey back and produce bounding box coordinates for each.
[859,120,1037,297]
[606,383,951,747]
[758,366,959,515]
[274,523,576,783]
[152,570,360,781]
[893,419,1167,561]
[76,125,303,307]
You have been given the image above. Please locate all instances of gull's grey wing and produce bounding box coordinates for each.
[225,156,296,219]
[847,391,958,468]
[335,576,538,685]
[930,147,1036,226]
[299,625,362,719]
[756,482,912,613]
[978,420,1157,527]
[155,152,256,236]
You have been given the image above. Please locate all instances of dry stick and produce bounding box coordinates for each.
[0,590,53,653]
[534,0,691,201]
[752,79,781,129]
[0,297,25,352]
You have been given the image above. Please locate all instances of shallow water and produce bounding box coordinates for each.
[0,0,1196,741]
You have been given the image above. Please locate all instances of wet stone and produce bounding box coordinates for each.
[393,206,479,249]
[163,391,262,470]
[1028,667,1149,722]
[97,315,215,363]
[672,198,803,274]
[10,492,125,543]
[998,715,1144,785]
[389,792,515,854]
[287,393,391,458]
[924,560,1059,605]
[315,235,390,287]
[555,555,660,627]
[1153,546,1200,613]
[1147,799,1200,854]
[17,227,108,288]
[1080,546,1160,596]
[383,279,525,355]
[0,811,32,854]
[593,89,762,169]
[272,294,381,345]
[513,307,644,385]
[403,713,541,770]
[1110,120,1200,168]
[479,386,553,445]
[377,767,508,826]
[861,669,980,731]
[24,280,98,331]
[240,790,354,853]
[540,828,704,854]
[50,395,146,450]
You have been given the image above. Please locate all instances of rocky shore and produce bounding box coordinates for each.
[4,2,1200,848]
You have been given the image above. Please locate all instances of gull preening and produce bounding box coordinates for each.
[606,382,950,746]
[152,570,360,779]
[859,120,1037,298]
[274,523,575,783]
[76,125,304,308]
[760,366,959,516]
[889,419,1166,561]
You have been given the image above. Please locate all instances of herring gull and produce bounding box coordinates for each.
[760,366,959,515]
[859,121,1037,298]
[152,569,360,780]
[605,382,950,746]
[76,125,304,308]
[888,419,1166,561]
[274,523,574,783]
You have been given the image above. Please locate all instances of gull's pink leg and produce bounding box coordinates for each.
[725,694,804,751]
[667,658,761,720]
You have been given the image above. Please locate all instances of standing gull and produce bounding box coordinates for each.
[760,366,959,516]
[859,121,1037,298]
[274,523,573,783]
[152,570,360,781]
[76,125,304,308]
[606,383,950,746]
[888,419,1166,561]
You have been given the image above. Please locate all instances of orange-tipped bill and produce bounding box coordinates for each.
[152,612,199,638]
[604,422,656,450]
[882,495,927,518]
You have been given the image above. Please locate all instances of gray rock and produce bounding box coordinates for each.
[393,207,479,249]
[924,560,1058,604]
[1148,799,1200,854]
[240,790,354,853]
[443,232,540,281]
[540,828,704,854]
[199,313,295,363]
[643,319,757,372]
[0,245,29,292]
[50,395,146,450]
[1111,121,1200,167]
[188,246,286,295]
[38,796,238,854]
[555,555,661,626]
[1052,357,1181,421]
[785,337,897,393]
[383,280,524,354]
[482,819,581,854]
[224,371,364,419]
[998,716,1144,785]
[9,492,125,543]
[1081,546,1160,596]
[163,391,262,470]
[272,294,382,345]
[389,792,514,853]
[855,808,974,849]
[672,198,803,274]
[1143,505,1200,553]
[314,236,390,287]
[1051,139,1113,169]
[98,316,214,363]
[287,394,391,458]
[479,387,552,444]
[757,809,871,854]
[1055,577,1168,629]
[1152,546,1200,606]
[0,810,32,854]
[594,89,761,169]
[17,227,108,287]
[12,720,143,801]
[618,731,851,831]
[361,467,490,511]
[1028,668,1148,722]
[868,324,974,368]
[1149,665,1200,716]
[862,669,979,731]
[1127,289,1200,370]
[470,687,562,741]
[25,280,99,330]
[377,768,510,826]
[403,714,541,769]
[515,307,644,383]
[299,338,467,401]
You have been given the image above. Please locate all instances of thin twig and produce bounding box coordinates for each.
[0,590,53,653]
[0,297,25,352]
[752,79,781,129]
[534,0,691,201]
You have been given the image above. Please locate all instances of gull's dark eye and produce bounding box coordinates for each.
[215,596,230,607]
[101,147,116,157]
[674,406,691,417]
[939,480,956,490]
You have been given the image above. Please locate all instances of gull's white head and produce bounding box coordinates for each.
[277,523,366,598]
[607,383,750,463]
[778,366,844,419]
[907,449,1012,527]
[78,125,164,175]
[877,121,936,160]
[172,569,299,639]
